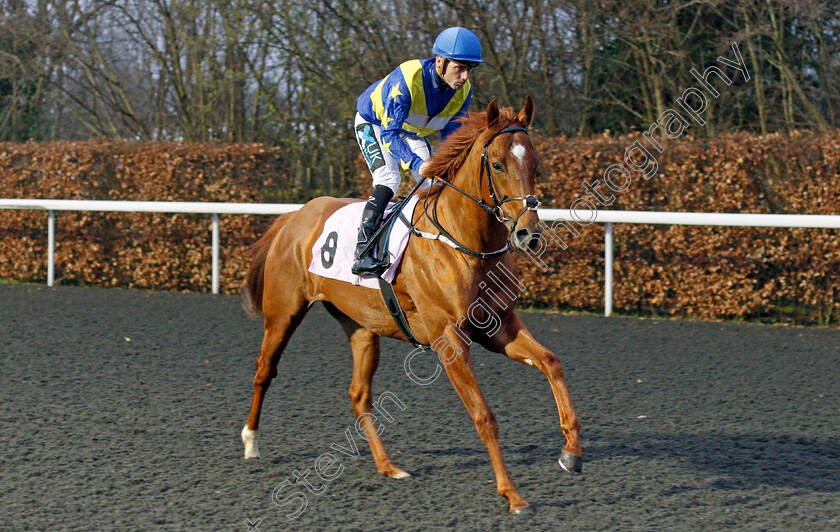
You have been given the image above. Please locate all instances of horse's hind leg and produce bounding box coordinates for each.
[325,303,409,479]
[242,298,309,459]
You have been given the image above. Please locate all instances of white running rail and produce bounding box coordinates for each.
[1,199,839,313]
[539,209,840,316]
[0,199,302,295]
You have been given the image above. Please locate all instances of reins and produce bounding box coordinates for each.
[363,124,542,262]
[411,125,541,258]
[376,124,540,349]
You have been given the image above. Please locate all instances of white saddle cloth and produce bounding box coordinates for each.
[307,196,420,289]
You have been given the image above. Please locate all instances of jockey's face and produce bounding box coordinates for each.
[435,57,473,90]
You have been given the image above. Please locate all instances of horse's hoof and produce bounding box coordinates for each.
[558,451,582,474]
[510,505,535,515]
[390,471,411,479]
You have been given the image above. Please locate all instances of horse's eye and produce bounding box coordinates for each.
[492,162,503,173]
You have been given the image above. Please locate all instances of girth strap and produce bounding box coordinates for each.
[377,276,430,349]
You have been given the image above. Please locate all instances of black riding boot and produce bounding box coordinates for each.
[351,185,394,275]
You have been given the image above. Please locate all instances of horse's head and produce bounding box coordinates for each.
[479,97,542,252]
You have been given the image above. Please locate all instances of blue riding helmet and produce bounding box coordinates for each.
[432,27,484,64]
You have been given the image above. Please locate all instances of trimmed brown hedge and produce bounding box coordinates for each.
[517,130,840,325]
[1,133,838,325]
[0,141,289,291]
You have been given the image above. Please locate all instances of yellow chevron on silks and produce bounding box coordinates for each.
[400,60,428,117]
[370,59,470,138]
[370,80,387,120]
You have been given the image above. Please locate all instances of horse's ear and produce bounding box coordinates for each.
[486,99,500,127]
[518,96,535,128]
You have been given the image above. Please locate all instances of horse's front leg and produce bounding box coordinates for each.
[481,313,583,474]
[436,325,532,514]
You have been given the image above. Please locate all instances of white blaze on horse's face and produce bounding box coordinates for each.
[499,137,541,253]
[511,143,527,166]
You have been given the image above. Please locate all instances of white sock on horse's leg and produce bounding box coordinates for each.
[242,425,260,459]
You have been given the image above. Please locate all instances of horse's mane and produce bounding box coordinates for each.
[424,106,524,181]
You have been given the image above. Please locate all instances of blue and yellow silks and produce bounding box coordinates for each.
[357,57,472,171]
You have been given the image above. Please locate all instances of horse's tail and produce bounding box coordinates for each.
[242,215,289,319]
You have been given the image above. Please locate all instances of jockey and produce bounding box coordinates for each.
[351,26,483,275]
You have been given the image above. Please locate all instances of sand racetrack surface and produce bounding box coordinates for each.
[1,284,838,531]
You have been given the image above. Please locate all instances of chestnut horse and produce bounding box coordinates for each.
[241,97,582,514]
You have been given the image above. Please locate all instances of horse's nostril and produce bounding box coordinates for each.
[514,229,540,251]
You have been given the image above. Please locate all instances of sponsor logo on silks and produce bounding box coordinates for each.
[355,123,385,171]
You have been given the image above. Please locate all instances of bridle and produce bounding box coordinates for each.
[478,126,542,226]
[376,124,539,349]
[414,126,542,259]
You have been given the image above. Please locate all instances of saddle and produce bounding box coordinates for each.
[308,188,430,348]
[308,196,419,289]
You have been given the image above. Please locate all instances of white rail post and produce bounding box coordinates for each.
[47,210,55,287]
[212,213,220,294]
[605,222,613,316]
